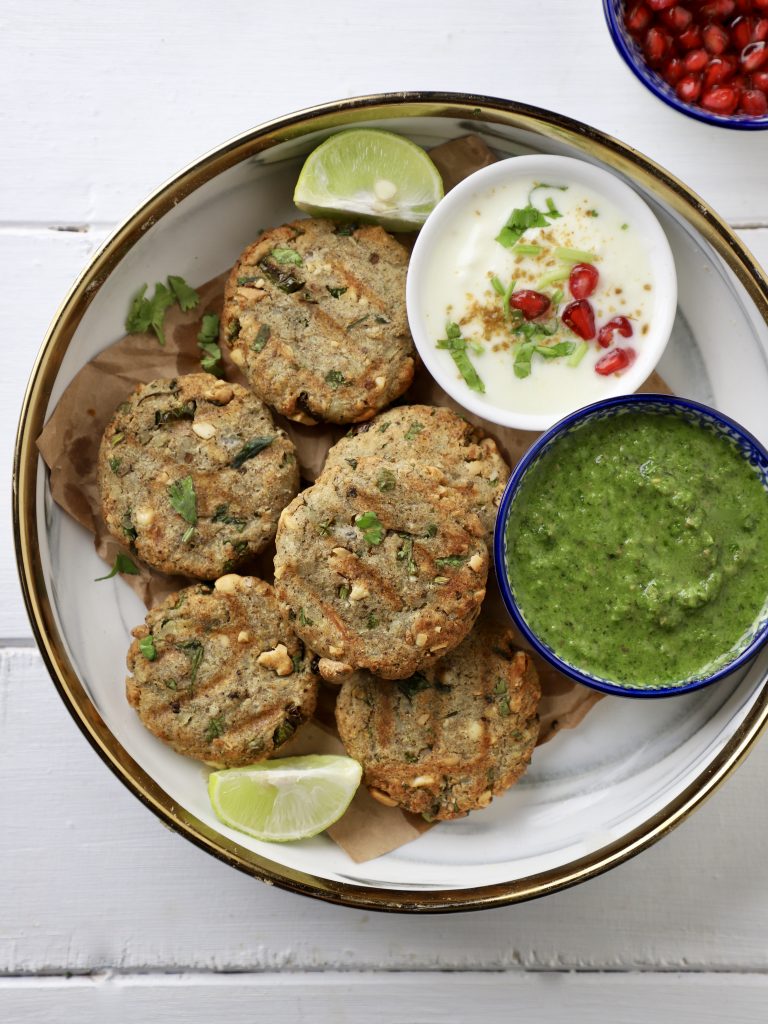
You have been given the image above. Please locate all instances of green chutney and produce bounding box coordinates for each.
[506,410,768,689]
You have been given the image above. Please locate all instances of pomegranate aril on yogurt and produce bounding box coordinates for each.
[595,348,637,376]
[510,290,551,321]
[624,0,768,117]
[597,317,634,349]
[568,263,600,300]
[561,300,596,341]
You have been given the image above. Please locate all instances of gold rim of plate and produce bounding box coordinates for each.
[13,91,768,913]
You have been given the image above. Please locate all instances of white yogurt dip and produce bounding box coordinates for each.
[407,155,677,431]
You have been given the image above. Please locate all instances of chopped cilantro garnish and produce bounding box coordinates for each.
[377,469,396,492]
[228,318,241,342]
[436,322,485,394]
[586,209,599,218]
[167,275,200,312]
[426,524,438,538]
[535,341,576,359]
[346,315,369,332]
[334,223,357,236]
[568,340,589,367]
[231,436,274,469]
[204,716,225,742]
[325,370,348,389]
[345,457,358,470]
[554,246,598,263]
[326,285,348,298]
[197,313,222,376]
[270,247,303,266]
[176,639,204,684]
[291,653,303,674]
[273,720,296,745]
[109,457,121,474]
[251,324,271,352]
[155,400,196,426]
[435,555,468,568]
[490,276,506,296]
[298,607,314,627]
[621,222,629,231]
[514,342,536,380]
[496,206,550,248]
[397,536,417,575]
[367,612,378,629]
[258,259,303,293]
[397,673,431,701]
[404,421,424,442]
[355,510,384,545]
[181,526,195,544]
[338,584,350,602]
[212,504,247,530]
[139,635,157,660]
[95,552,139,581]
[111,433,124,446]
[496,184,567,249]
[168,476,197,525]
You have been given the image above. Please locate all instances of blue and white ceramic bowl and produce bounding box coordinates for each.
[495,393,768,698]
[603,0,768,131]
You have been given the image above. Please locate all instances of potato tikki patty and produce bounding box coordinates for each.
[126,576,318,766]
[274,458,489,680]
[220,218,415,424]
[336,620,541,820]
[98,374,299,579]
[325,404,510,543]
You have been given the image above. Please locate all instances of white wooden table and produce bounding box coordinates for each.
[4,2,768,1020]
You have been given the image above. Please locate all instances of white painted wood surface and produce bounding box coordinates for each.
[4,1,768,1020]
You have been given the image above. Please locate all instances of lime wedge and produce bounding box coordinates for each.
[294,128,444,231]
[208,754,362,842]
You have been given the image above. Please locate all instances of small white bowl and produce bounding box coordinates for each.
[406,154,678,432]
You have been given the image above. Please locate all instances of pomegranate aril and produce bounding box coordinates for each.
[730,16,754,50]
[568,263,600,300]
[751,69,768,89]
[740,87,768,112]
[663,55,686,83]
[734,0,754,12]
[676,72,704,101]
[753,18,768,42]
[646,0,676,10]
[660,5,693,31]
[678,24,704,49]
[595,347,636,376]
[742,41,768,71]
[561,300,596,341]
[700,0,735,19]
[509,290,551,321]
[684,47,709,71]
[700,84,740,111]
[625,2,653,34]
[755,0,768,11]
[703,55,737,87]
[597,317,634,349]
[703,23,729,54]
[730,72,750,88]
[645,27,671,63]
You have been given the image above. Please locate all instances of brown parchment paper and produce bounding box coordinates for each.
[36,135,671,864]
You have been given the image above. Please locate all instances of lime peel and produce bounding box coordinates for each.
[208,754,362,843]
[293,128,444,232]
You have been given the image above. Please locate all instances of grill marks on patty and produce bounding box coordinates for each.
[274,459,489,679]
[126,578,319,766]
[336,621,541,820]
[98,375,299,579]
[221,219,415,424]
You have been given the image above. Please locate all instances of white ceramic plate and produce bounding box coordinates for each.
[14,94,768,911]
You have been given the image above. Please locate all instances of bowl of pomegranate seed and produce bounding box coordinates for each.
[605,0,768,128]
[406,154,677,431]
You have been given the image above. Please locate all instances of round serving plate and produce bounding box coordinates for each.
[13,92,768,913]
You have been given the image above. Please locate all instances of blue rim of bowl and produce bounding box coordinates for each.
[602,0,768,132]
[494,393,768,698]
